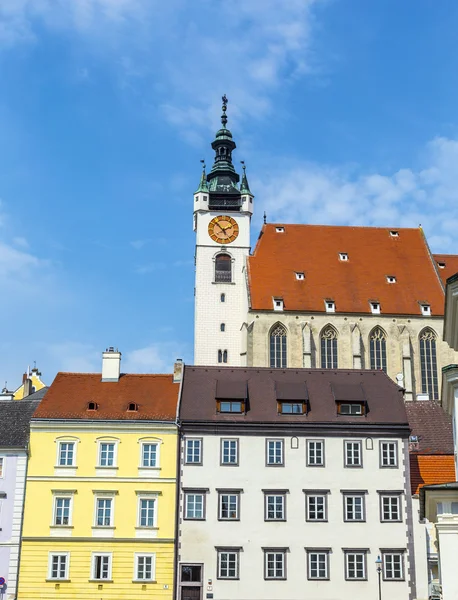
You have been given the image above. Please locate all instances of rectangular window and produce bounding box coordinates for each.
[58,442,75,466]
[136,554,155,581]
[221,439,238,466]
[344,495,365,522]
[54,497,71,526]
[139,498,156,527]
[307,551,329,580]
[142,443,158,467]
[280,402,304,414]
[345,441,362,467]
[185,493,205,520]
[306,495,327,521]
[381,496,401,522]
[219,401,242,413]
[99,443,115,467]
[185,439,202,465]
[219,492,239,520]
[217,550,239,579]
[345,552,366,580]
[96,498,112,527]
[49,554,68,580]
[383,553,404,580]
[339,403,363,415]
[265,494,285,521]
[92,554,112,580]
[307,440,324,466]
[264,550,286,579]
[380,441,398,467]
[266,439,284,466]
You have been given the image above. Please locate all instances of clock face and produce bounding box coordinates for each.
[208,215,239,244]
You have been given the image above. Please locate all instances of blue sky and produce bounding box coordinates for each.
[1,0,458,387]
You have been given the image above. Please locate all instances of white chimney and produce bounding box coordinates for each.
[0,386,14,402]
[173,359,184,383]
[101,347,121,382]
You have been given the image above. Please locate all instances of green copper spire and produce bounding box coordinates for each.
[195,160,209,193]
[207,95,240,193]
[240,161,252,195]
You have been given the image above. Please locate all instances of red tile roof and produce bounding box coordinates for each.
[405,401,454,454]
[433,254,458,286]
[410,455,456,495]
[248,224,445,315]
[33,373,179,421]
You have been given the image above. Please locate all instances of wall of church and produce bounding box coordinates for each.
[247,312,458,400]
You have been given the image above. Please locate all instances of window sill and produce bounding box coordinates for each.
[212,281,236,285]
[50,525,74,529]
[89,579,113,583]
[46,579,71,583]
[132,580,157,584]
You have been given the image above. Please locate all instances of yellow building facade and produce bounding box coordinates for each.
[14,366,47,400]
[18,356,179,600]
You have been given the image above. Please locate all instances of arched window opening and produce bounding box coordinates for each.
[87,402,98,411]
[223,350,228,363]
[220,293,225,302]
[215,254,232,283]
[220,323,226,332]
[420,329,439,400]
[321,326,338,369]
[370,327,387,372]
[127,402,138,412]
[270,324,287,368]
[218,350,228,364]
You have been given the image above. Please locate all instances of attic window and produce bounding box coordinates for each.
[273,298,284,311]
[325,300,335,313]
[338,402,364,415]
[219,400,244,413]
[370,302,381,314]
[295,272,305,280]
[438,262,446,269]
[387,275,396,284]
[127,402,138,412]
[87,402,98,411]
[389,230,399,237]
[276,227,285,233]
[279,402,305,414]
[420,304,431,316]
[339,253,348,261]
[409,435,419,443]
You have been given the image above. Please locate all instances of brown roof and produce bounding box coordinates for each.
[248,224,445,315]
[405,401,454,454]
[410,455,456,495]
[433,254,458,286]
[179,366,409,430]
[33,373,179,421]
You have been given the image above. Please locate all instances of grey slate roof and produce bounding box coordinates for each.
[0,399,42,448]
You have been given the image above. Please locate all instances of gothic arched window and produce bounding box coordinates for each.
[419,328,439,400]
[215,254,232,283]
[369,327,387,372]
[270,324,287,368]
[321,326,338,369]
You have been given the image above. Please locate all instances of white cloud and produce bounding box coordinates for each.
[256,136,458,253]
[123,342,190,373]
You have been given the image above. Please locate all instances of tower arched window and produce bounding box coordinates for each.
[419,328,439,400]
[369,327,387,372]
[215,254,232,283]
[321,326,338,369]
[270,324,287,368]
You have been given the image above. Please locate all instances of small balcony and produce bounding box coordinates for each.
[215,270,232,283]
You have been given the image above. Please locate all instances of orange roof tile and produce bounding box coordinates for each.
[410,454,456,495]
[33,373,179,421]
[433,254,458,286]
[248,224,446,315]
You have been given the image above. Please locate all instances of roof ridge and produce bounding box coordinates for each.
[264,223,422,231]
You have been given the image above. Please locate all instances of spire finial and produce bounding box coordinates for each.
[195,159,209,193]
[263,212,267,224]
[221,94,228,128]
[240,160,252,195]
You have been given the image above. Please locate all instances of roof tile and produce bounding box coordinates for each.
[410,455,456,495]
[433,253,458,286]
[405,401,454,454]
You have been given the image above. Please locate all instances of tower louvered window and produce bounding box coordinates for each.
[270,324,287,368]
[321,326,338,369]
[215,254,232,283]
[370,328,387,372]
[420,329,439,400]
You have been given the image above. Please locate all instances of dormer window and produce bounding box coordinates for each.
[438,262,445,269]
[87,402,98,411]
[420,304,431,316]
[387,276,396,284]
[338,402,364,415]
[219,400,244,413]
[127,403,138,412]
[279,402,305,414]
[370,302,381,314]
[339,253,348,261]
[215,379,247,415]
[325,300,335,313]
[273,298,284,311]
[409,435,419,443]
[276,227,285,233]
[389,230,399,237]
[295,272,305,280]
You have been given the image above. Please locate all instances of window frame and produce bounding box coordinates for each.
[134,553,156,582]
[91,552,113,581]
[419,328,439,401]
[382,551,405,581]
[306,549,330,581]
[320,325,338,367]
[344,440,363,468]
[307,439,325,467]
[96,439,119,468]
[269,323,287,368]
[380,441,398,468]
[220,438,239,466]
[48,552,70,581]
[57,441,76,467]
[264,491,287,522]
[53,495,73,527]
[263,549,287,580]
[380,493,402,523]
[137,496,157,528]
[369,327,387,371]
[218,491,241,521]
[140,442,160,469]
[305,492,328,522]
[184,491,207,521]
[217,549,240,580]
[184,438,203,466]
[93,494,115,528]
[214,253,232,283]
[344,550,368,581]
[343,493,366,522]
[266,439,284,467]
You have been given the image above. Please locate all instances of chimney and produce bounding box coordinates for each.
[0,386,14,402]
[173,359,184,383]
[101,347,121,382]
[23,377,33,398]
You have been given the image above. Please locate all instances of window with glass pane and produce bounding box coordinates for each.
[345,496,364,521]
[380,441,397,467]
[270,324,287,368]
[218,551,239,579]
[420,329,439,400]
[308,552,328,579]
[96,498,112,526]
[221,440,238,465]
[219,401,242,413]
[307,440,324,466]
[139,499,155,527]
[321,326,338,369]
[307,495,326,521]
[370,327,387,372]
[185,493,204,519]
[185,439,202,464]
[219,493,239,519]
[55,497,71,525]
[382,496,400,521]
[266,495,285,520]
[93,554,111,580]
[345,441,362,466]
[267,440,284,465]
[181,565,202,582]
[280,402,303,414]
[346,553,366,579]
[137,555,154,580]
[339,403,363,415]
[50,554,67,579]
[142,443,158,467]
[59,442,75,466]
[265,551,286,579]
[383,553,403,580]
[99,443,115,466]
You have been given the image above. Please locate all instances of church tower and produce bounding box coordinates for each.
[194,96,254,366]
